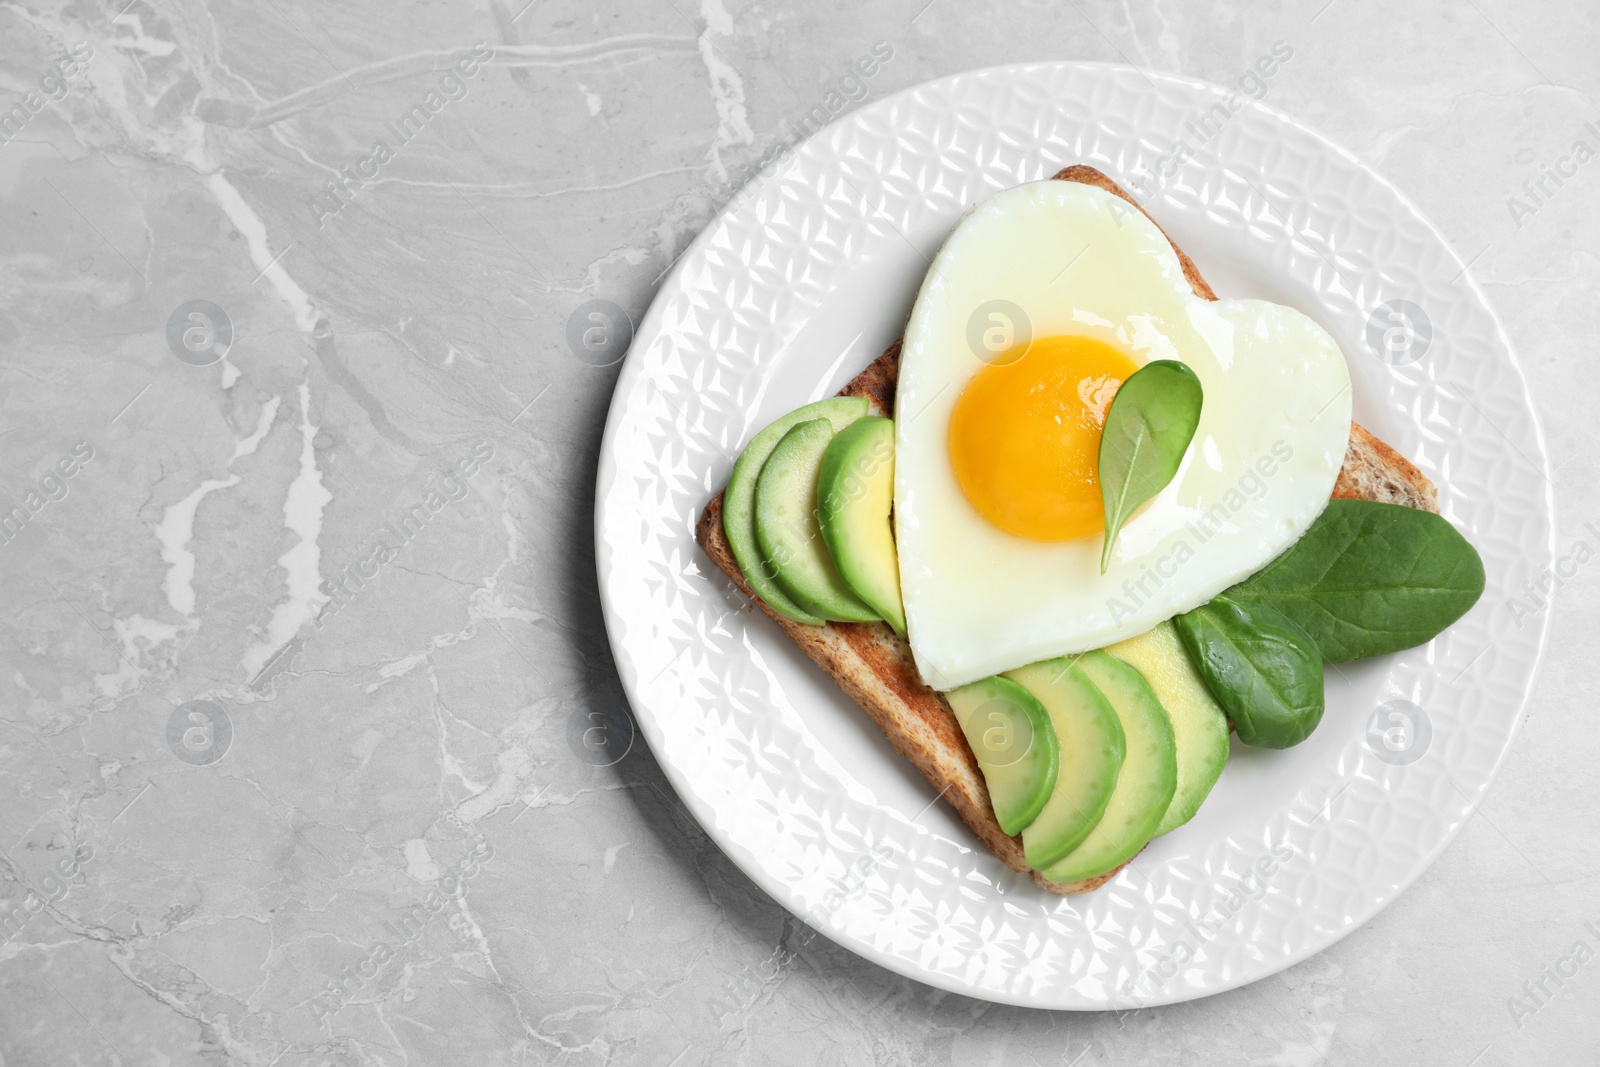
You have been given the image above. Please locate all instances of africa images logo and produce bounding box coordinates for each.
[0,42,93,147]
[0,441,95,548]
[308,43,495,228]
[307,842,495,1027]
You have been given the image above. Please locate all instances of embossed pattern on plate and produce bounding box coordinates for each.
[594,63,1553,1009]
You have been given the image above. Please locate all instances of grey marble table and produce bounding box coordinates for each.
[0,0,1594,1063]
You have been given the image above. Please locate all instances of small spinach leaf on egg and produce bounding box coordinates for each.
[1226,499,1486,662]
[1098,359,1204,573]
[1174,594,1325,749]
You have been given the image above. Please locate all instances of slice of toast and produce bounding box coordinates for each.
[694,165,1438,895]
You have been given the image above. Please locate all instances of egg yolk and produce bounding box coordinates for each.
[948,335,1140,541]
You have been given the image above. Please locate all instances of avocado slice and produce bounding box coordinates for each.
[754,419,880,622]
[1035,650,1176,885]
[1003,657,1125,870]
[816,416,906,635]
[1105,622,1230,837]
[724,397,869,623]
[945,675,1059,835]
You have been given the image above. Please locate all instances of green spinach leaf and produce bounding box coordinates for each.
[1228,499,1485,662]
[1174,594,1325,749]
[1099,359,1203,574]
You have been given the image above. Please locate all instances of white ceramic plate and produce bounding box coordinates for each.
[594,63,1553,1009]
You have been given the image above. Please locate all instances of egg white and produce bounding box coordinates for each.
[894,180,1352,691]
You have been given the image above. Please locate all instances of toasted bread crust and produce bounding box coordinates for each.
[1052,164,1219,302]
[694,165,1438,895]
[1334,422,1439,512]
[839,339,900,414]
[698,493,1031,872]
